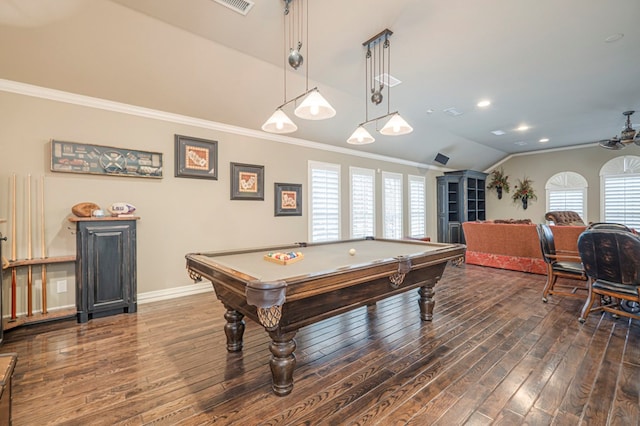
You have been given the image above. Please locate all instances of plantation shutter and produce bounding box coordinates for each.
[350,167,375,238]
[309,161,341,242]
[548,190,584,219]
[603,174,640,230]
[408,175,426,238]
[382,172,403,239]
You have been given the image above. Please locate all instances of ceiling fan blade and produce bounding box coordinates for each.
[599,137,625,150]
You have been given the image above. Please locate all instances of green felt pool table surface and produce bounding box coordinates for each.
[187,238,453,283]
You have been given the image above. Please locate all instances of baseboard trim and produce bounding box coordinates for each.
[137,281,212,304]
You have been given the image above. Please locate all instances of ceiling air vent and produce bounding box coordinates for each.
[375,73,401,88]
[213,0,255,16]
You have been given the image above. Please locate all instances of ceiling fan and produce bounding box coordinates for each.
[599,110,640,150]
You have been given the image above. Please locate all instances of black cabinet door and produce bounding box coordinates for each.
[76,220,137,323]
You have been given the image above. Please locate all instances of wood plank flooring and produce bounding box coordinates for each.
[2,264,639,425]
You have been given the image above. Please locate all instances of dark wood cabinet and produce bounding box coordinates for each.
[0,353,17,425]
[71,217,138,323]
[437,170,487,243]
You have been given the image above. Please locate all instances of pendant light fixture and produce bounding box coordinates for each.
[262,0,335,134]
[347,29,412,145]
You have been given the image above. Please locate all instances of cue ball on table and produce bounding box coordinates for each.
[349,248,356,256]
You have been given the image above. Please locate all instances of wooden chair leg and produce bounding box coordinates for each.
[579,279,596,323]
[542,267,557,303]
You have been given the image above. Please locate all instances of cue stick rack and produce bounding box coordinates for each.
[2,174,76,331]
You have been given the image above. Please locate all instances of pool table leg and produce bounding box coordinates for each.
[268,330,297,396]
[224,307,245,352]
[418,283,435,321]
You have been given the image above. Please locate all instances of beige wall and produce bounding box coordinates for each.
[0,89,441,314]
[486,146,629,224]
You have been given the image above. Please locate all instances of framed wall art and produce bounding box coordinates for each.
[175,134,218,179]
[230,162,264,200]
[50,140,163,178]
[274,183,302,216]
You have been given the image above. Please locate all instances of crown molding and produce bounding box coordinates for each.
[0,78,431,169]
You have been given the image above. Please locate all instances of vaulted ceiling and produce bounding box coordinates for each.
[1,0,639,170]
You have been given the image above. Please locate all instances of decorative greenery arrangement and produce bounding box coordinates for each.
[486,168,510,199]
[512,177,537,209]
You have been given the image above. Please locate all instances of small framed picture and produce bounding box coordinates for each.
[274,183,302,216]
[230,162,264,200]
[175,134,218,179]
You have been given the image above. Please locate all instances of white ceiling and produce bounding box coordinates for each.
[2,0,640,170]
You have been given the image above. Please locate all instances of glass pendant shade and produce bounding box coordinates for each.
[347,126,375,145]
[294,89,336,120]
[261,109,297,134]
[379,113,413,136]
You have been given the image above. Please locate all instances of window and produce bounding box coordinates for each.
[382,171,403,239]
[545,171,588,221]
[601,156,640,230]
[408,175,426,238]
[350,167,375,238]
[308,161,341,242]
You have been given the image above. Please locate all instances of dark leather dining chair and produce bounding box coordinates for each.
[586,222,632,232]
[577,229,640,323]
[536,224,587,302]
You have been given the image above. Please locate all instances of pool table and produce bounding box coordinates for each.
[185,237,464,396]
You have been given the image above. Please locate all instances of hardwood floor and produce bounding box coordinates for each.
[3,264,639,425]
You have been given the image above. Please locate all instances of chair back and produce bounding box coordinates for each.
[536,224,557,264]
[586,222,631,232]
[577,229,640,285]
[545,211,585,226]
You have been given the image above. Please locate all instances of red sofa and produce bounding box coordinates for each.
[461,222,586,274]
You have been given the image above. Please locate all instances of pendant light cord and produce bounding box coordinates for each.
[365,46,370,121]
[304,0,309,92]
[386,35,391,116]
[283,4,287,104]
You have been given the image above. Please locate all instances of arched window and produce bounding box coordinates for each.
[545,171,588,221]
[600,155,640,230]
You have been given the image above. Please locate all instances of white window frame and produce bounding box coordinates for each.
[408,174,426,238]
[600,155,640,230]
[349,167,376,238]
[308,161,341,242]
[545,171,588,222]
[382,171,403,239]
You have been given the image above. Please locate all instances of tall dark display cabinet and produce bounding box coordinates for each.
[70,217,138,323]
[437,170,488,243]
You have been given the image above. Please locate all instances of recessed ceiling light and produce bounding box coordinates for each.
[516,125,529,131]
[605,33,624,43]
[539,138,549,143]
[515,141,528,146]
[477,100,491,108]
[426,108,434,114]
[491,130,506,136]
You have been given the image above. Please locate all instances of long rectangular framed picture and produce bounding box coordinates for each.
[274,183,302,216]
[175,134,218,179]
[230,162,264,200]
[50,140,163,178]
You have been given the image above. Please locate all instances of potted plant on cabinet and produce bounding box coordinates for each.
[512,177,537,209]
[487,167,510,199]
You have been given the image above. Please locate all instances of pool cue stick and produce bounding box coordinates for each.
[27,174,33,316]
[40,175,47,314]
[10,174,17,320]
